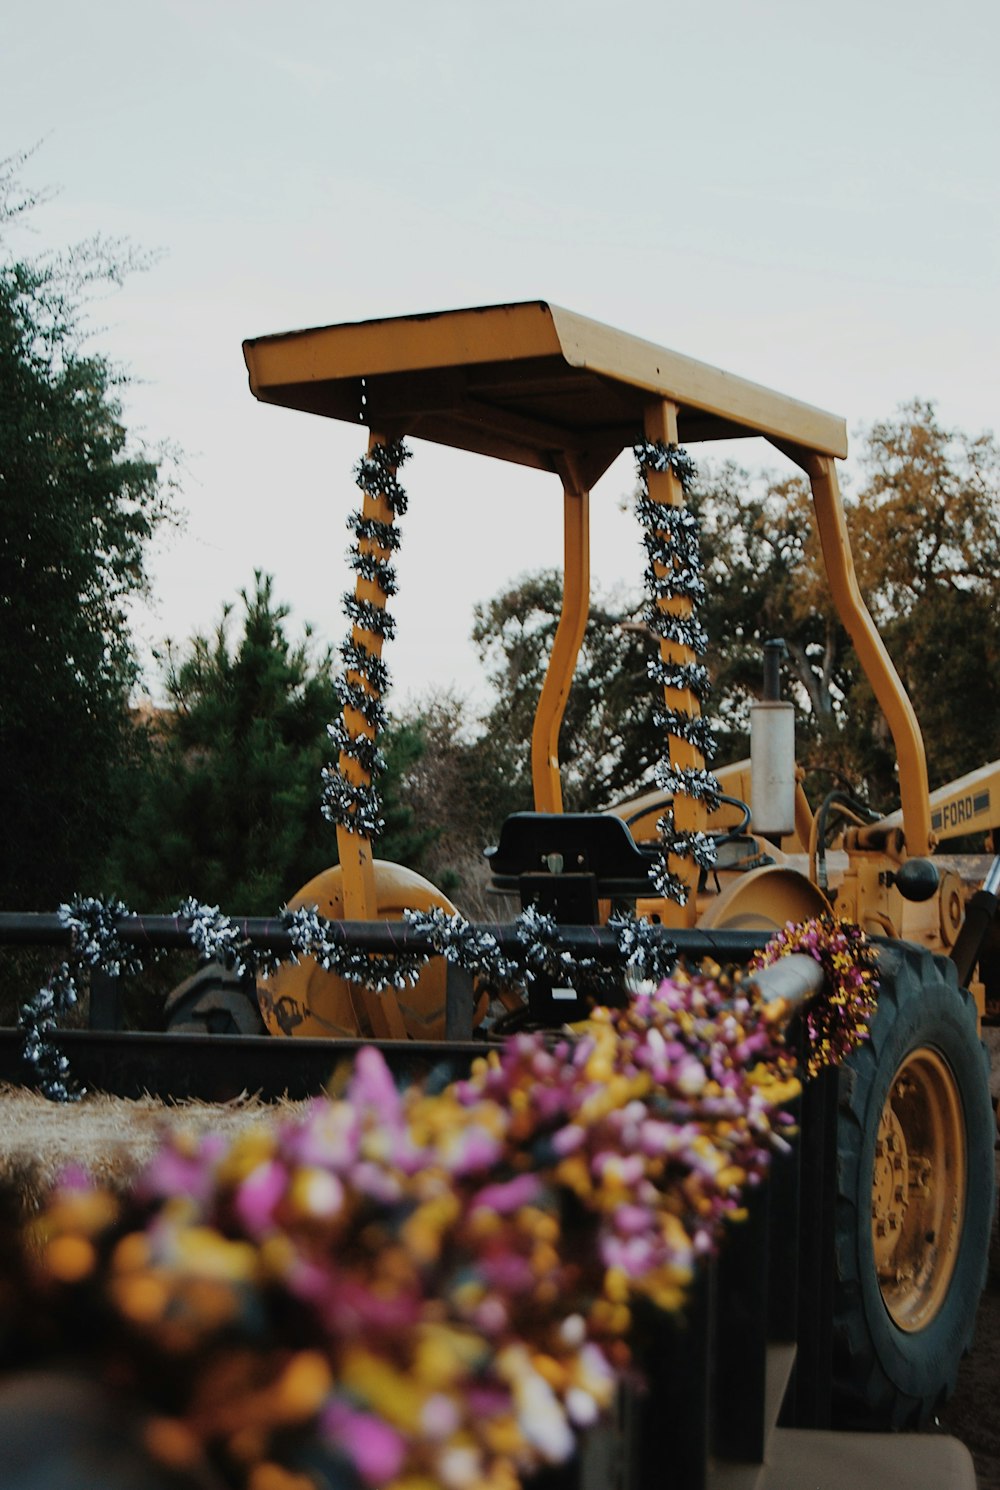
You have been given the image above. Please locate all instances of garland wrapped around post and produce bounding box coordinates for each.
[17,897,142,1103]
[635,435,721,906]
[321,437,410,847]
[321,436,413,1039]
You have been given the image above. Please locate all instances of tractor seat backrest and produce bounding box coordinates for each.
[486,812,657,898]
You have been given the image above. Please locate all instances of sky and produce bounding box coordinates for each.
[3,0,998,714]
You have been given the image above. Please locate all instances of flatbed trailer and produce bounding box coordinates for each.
[0,911,980,1488]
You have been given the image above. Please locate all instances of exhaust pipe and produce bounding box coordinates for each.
[750,639,796,839]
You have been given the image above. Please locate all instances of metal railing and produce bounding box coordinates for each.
[0,909,839,1482]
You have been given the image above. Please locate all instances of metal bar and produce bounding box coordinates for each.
[951,884,1000,987]
[0,913,770,961]
[768,1117,802,1346]
[746,953,826,1012]
[0,1028,488,1103]
[88,971,122,1032]
[784,1063,838,1427]
[623,1265,711,1490]
[712,1184,769,1462]
[336,427,393,916]
[337,430,407,1041]
[444,963,475,1040]
[531,482,591,813]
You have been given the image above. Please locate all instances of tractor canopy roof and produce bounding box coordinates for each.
[243,301,847,488]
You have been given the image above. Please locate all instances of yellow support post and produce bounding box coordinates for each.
[337,430,408,1040]
[645,399,706,923]
[801,453,933,859]
[531,480,590,813]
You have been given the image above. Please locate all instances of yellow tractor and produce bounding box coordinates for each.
[232,302,996,1432]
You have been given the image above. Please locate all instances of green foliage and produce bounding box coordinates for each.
[692,467,851,744]
[110,574,432,914]
[675,406,1000,808]
[470,404,1000,823]
[846,401,1000,798]
[377,718,441,879]
[851,400,1000,616]
[472,570,658,811]
[389,691,522,917]
[0,154,172,909]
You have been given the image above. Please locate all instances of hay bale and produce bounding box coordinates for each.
[0,1086,308,1214]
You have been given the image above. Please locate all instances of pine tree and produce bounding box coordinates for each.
[111,574,433,913]
[0,154,171,908]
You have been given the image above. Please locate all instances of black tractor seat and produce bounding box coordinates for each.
[486,812,658,907]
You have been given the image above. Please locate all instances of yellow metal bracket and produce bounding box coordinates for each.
[531,478,590,814]
[777,446,933,859]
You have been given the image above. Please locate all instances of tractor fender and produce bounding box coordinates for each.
[698,864,831,932]
[257,861,461,1041]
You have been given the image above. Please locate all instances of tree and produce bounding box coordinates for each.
[467,476,849,816]
[389,690,523,917]
[111,574,433,914]
[469,403,1000,823]
[0,155,172,909]
[693,466,852,743]
[850,401,1000,619]
[472,571,659,811]
[846,401,1000,794]
[647,410,1000,806]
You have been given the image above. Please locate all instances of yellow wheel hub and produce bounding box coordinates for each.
[870,1047,966,1333]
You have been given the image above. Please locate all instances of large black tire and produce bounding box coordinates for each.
[164,965,266,1035]
[833,942,995,1428]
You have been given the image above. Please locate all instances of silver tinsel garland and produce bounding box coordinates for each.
[349,551,399,595]
[281,904,426,993]
[634,439,721,904]
[325,719,385,777]
[20,894,687,1097]
[19,897,142,1101]
[608,910,686,986]
[177,896,255,978]
[334,677,389,732]
[321,439,411,841]
[656,763,723,808]
[320,774,385,841]
[350,514,401,550]
[652,705,718,758]
[340,595,398,641]
[648,657,711,695]
[19,962,79,1102]
[353,440,411,517]
[402,906,519,987]
[340,639,390,694]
